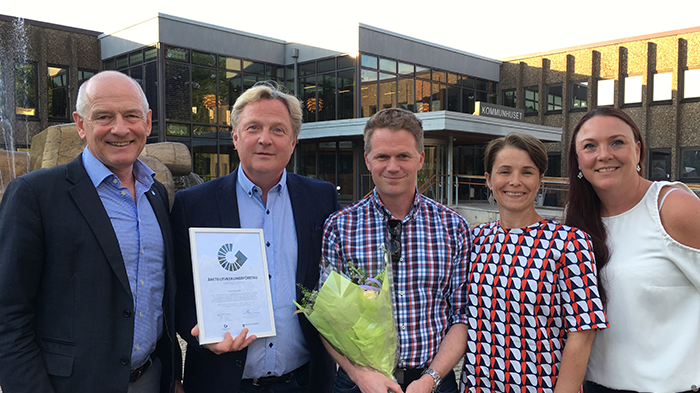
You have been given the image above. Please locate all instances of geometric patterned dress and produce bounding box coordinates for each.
[460,219,608,393]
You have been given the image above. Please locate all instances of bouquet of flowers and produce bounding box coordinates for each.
[294,251,398,379]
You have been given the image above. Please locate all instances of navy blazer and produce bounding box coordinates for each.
[0,154,177,393]
[170,168,339,393]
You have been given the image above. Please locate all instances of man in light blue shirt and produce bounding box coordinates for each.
[0,71,177,393]
[171,82,340,393]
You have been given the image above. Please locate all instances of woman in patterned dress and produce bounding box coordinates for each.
[460,133,608,393]
[565,107,700,393]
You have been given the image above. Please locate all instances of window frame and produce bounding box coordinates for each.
[623,75,643,107]
[523,85,539,115]
[502,88,516,108]
[546,83,563,114]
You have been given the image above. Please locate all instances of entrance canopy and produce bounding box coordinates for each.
[299,110,562,144]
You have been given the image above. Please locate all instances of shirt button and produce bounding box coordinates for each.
[112,179,118,184]
[123,310,131,318]
[400,325,406,330]
[141,249,144,254]
[136,344,140,350]
[266,210,270,215]
[120,357,129,365]
[266,241,270,247]
[121,190,126,196]
[140,280,144,285]
[398,291,404,296]
[269,343,273,348]
[139,312,143,318]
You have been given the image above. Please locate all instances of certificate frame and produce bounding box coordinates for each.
[189,227,276,344]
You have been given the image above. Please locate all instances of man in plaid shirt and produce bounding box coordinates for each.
[321,108,471,393]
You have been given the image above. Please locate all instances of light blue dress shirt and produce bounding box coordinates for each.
[82,147,165,369]
[236,166,310,379]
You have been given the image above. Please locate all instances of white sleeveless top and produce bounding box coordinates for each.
[586,181,700,392]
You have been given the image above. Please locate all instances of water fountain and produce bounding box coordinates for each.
[0,17,32,201]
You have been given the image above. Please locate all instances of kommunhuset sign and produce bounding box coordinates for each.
[475,102,524,122]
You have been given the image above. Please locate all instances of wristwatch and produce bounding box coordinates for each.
[421,368,442,392]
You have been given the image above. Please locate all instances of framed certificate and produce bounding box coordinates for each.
[189,228,276,344]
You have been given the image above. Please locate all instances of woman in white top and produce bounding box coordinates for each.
[564,107,700,393]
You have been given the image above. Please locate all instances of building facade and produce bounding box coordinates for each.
[499,27,700,183]
[0,15,101,153]
[2,13,565,206]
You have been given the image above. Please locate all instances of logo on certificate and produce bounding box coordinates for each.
[217,243,247,271]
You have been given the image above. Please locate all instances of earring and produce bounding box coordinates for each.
[637,164,641,172]
[577,171,583,179]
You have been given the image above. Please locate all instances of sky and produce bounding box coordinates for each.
[3,0,700,60]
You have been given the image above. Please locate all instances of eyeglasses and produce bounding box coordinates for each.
[386,219,402,263]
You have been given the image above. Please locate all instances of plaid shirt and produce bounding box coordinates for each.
[321,189,471,368]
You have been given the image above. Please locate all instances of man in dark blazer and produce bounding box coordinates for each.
[171,82,338,393]
[0,71,177,393]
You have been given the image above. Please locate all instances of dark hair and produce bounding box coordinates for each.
[364,108,424,154]
[564,107,645,305]
[484,133,548,176]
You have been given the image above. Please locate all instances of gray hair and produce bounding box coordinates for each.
[75,71,149,117]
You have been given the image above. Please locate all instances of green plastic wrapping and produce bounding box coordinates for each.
[294,268,398,379]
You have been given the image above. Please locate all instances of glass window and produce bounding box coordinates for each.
[144,47,157,62]
[432,83,445,111]
[193,140,219,181]
[379,58,396,74]
[398,78,415,112]
[461,76,475,88]
[15,62,37,117]
[597,79,615,106]
[432,70,446,84]
[296,143,317,178]
[144,63,158,123]
[624,75,643,104]
[194,125,217,138]
[502,89,516,108]
[47,66,69,119]
[130,50,143,66]
[447,86,461,111]
[102,59,115,70]
[398,62,414,76]
[192,67,217,125]
[360,69,378,117]
[116,55,128,69]
[242,60,265,75]
[462,89,475,114]
[299,62,315,76]
[337,70,354,120]
[130,67,143,87]
[165,62,191,122]
[219,71,241,126]
[475,79,489,91]
[447,73,459,86]
[415,66,430,80]
[545,152,562,177]
[361,54,378,69]
[317,58,335,73]
[337,55,354,69]
[319,74,336,121]
[78,69,95,89]
[217,140,238,177]
[378,73,396,110]
[681,148,700,179]
[546,84,562,112]
[524,86,539,114]
[192,51,216,67]
[220,56,241,71]
[301,76,317,123]
[165,46,189,62]
[571,82,588,110]
[684,69,700,99]
[416,79,431,113]
[649,149,671,180]
[166,123,190,137]
[653,72,672,101]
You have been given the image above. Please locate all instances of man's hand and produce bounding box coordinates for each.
[191,325,256,354]
[405,374,435,393]
[348,367,403,393]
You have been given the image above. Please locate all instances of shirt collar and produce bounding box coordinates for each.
[370,187,421,222]
[81,146,155,189]
[236,165,287,197]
